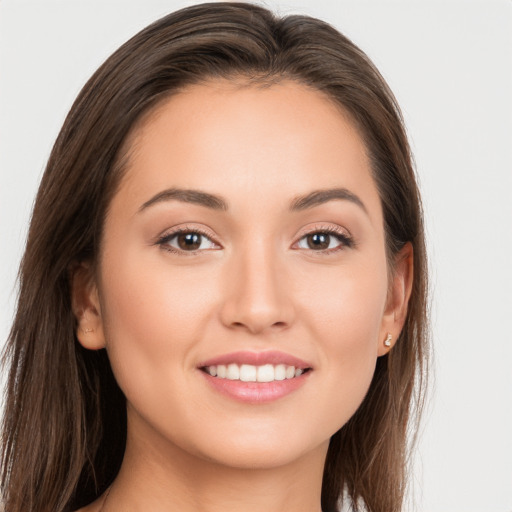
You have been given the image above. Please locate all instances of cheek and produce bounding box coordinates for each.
[298,257,388,422]
[97,248,217,396]
[301,255,388,345]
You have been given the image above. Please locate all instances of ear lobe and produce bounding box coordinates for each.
[378,242,414,356]
[71,262,106,350]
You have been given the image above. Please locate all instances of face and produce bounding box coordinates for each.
[76,80,409,470]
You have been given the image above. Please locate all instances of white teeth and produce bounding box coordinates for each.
[239,364,257,382]
[257,364,274,382]
[274,364,286,381]
[204,363,307,382]
[226,363,240,380]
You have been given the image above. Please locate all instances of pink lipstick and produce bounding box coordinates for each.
[197,350,312,403]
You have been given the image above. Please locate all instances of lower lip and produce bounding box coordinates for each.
[200,371,310,403]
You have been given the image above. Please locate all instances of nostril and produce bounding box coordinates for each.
[228,319,289,333]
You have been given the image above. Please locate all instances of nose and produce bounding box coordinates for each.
[219,243,295,335]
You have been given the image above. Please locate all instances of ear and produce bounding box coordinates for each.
[71,262,106,350]
[378,242,414,356]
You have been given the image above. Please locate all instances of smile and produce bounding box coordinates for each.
[202,363,308,382]
[198,351,313,403]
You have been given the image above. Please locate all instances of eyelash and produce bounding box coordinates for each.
[294,225,354,253]
[156,225,354,255]
[156,226,219,255]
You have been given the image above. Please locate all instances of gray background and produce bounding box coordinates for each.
[1,1,511,510]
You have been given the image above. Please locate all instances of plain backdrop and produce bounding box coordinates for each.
[1,1,511,511]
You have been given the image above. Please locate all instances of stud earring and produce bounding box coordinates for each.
[384,333,392,347]
[81,326,94,334]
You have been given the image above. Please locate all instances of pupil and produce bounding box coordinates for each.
[178,233,201,250]
[308,233,329,250]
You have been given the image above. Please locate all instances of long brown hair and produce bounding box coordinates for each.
[1,3,429,512]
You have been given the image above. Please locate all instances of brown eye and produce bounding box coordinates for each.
[177,232,202,250]
[160,230,218,253]
[296,230,353,252]
[306,233,330,250]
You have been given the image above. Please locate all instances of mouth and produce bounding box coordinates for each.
[197,351,313,403]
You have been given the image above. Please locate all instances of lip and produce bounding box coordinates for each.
[197,350,312,369]
[197,350,313,404]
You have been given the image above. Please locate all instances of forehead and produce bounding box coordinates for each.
[114,79,382,222]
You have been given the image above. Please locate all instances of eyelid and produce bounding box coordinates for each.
[292,223,355,252]
[154,222,354,255]
[295,222,352,238]
[155,224,222,254]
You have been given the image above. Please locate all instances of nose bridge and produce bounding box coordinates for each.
[220,237,293,333]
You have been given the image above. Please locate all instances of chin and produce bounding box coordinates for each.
[169,415,336,471]
[194,436,326,470]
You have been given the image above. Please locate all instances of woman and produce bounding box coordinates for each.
[0,3,429,512]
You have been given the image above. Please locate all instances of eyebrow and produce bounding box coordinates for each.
[290,188,367,213]
[139,188,228,212]
[138,186,367,214]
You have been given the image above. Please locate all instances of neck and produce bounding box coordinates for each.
[103,410,328,512]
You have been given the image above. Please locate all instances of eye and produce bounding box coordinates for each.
[295,229,353,252]
[157,229,219,253]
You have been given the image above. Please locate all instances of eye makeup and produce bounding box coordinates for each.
[155,225,220,255]
[154,222,354,257]
[294,225,354,253]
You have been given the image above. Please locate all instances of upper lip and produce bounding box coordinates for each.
[198,350,312,370]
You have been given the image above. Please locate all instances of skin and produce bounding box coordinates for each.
[73,80,413,512]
